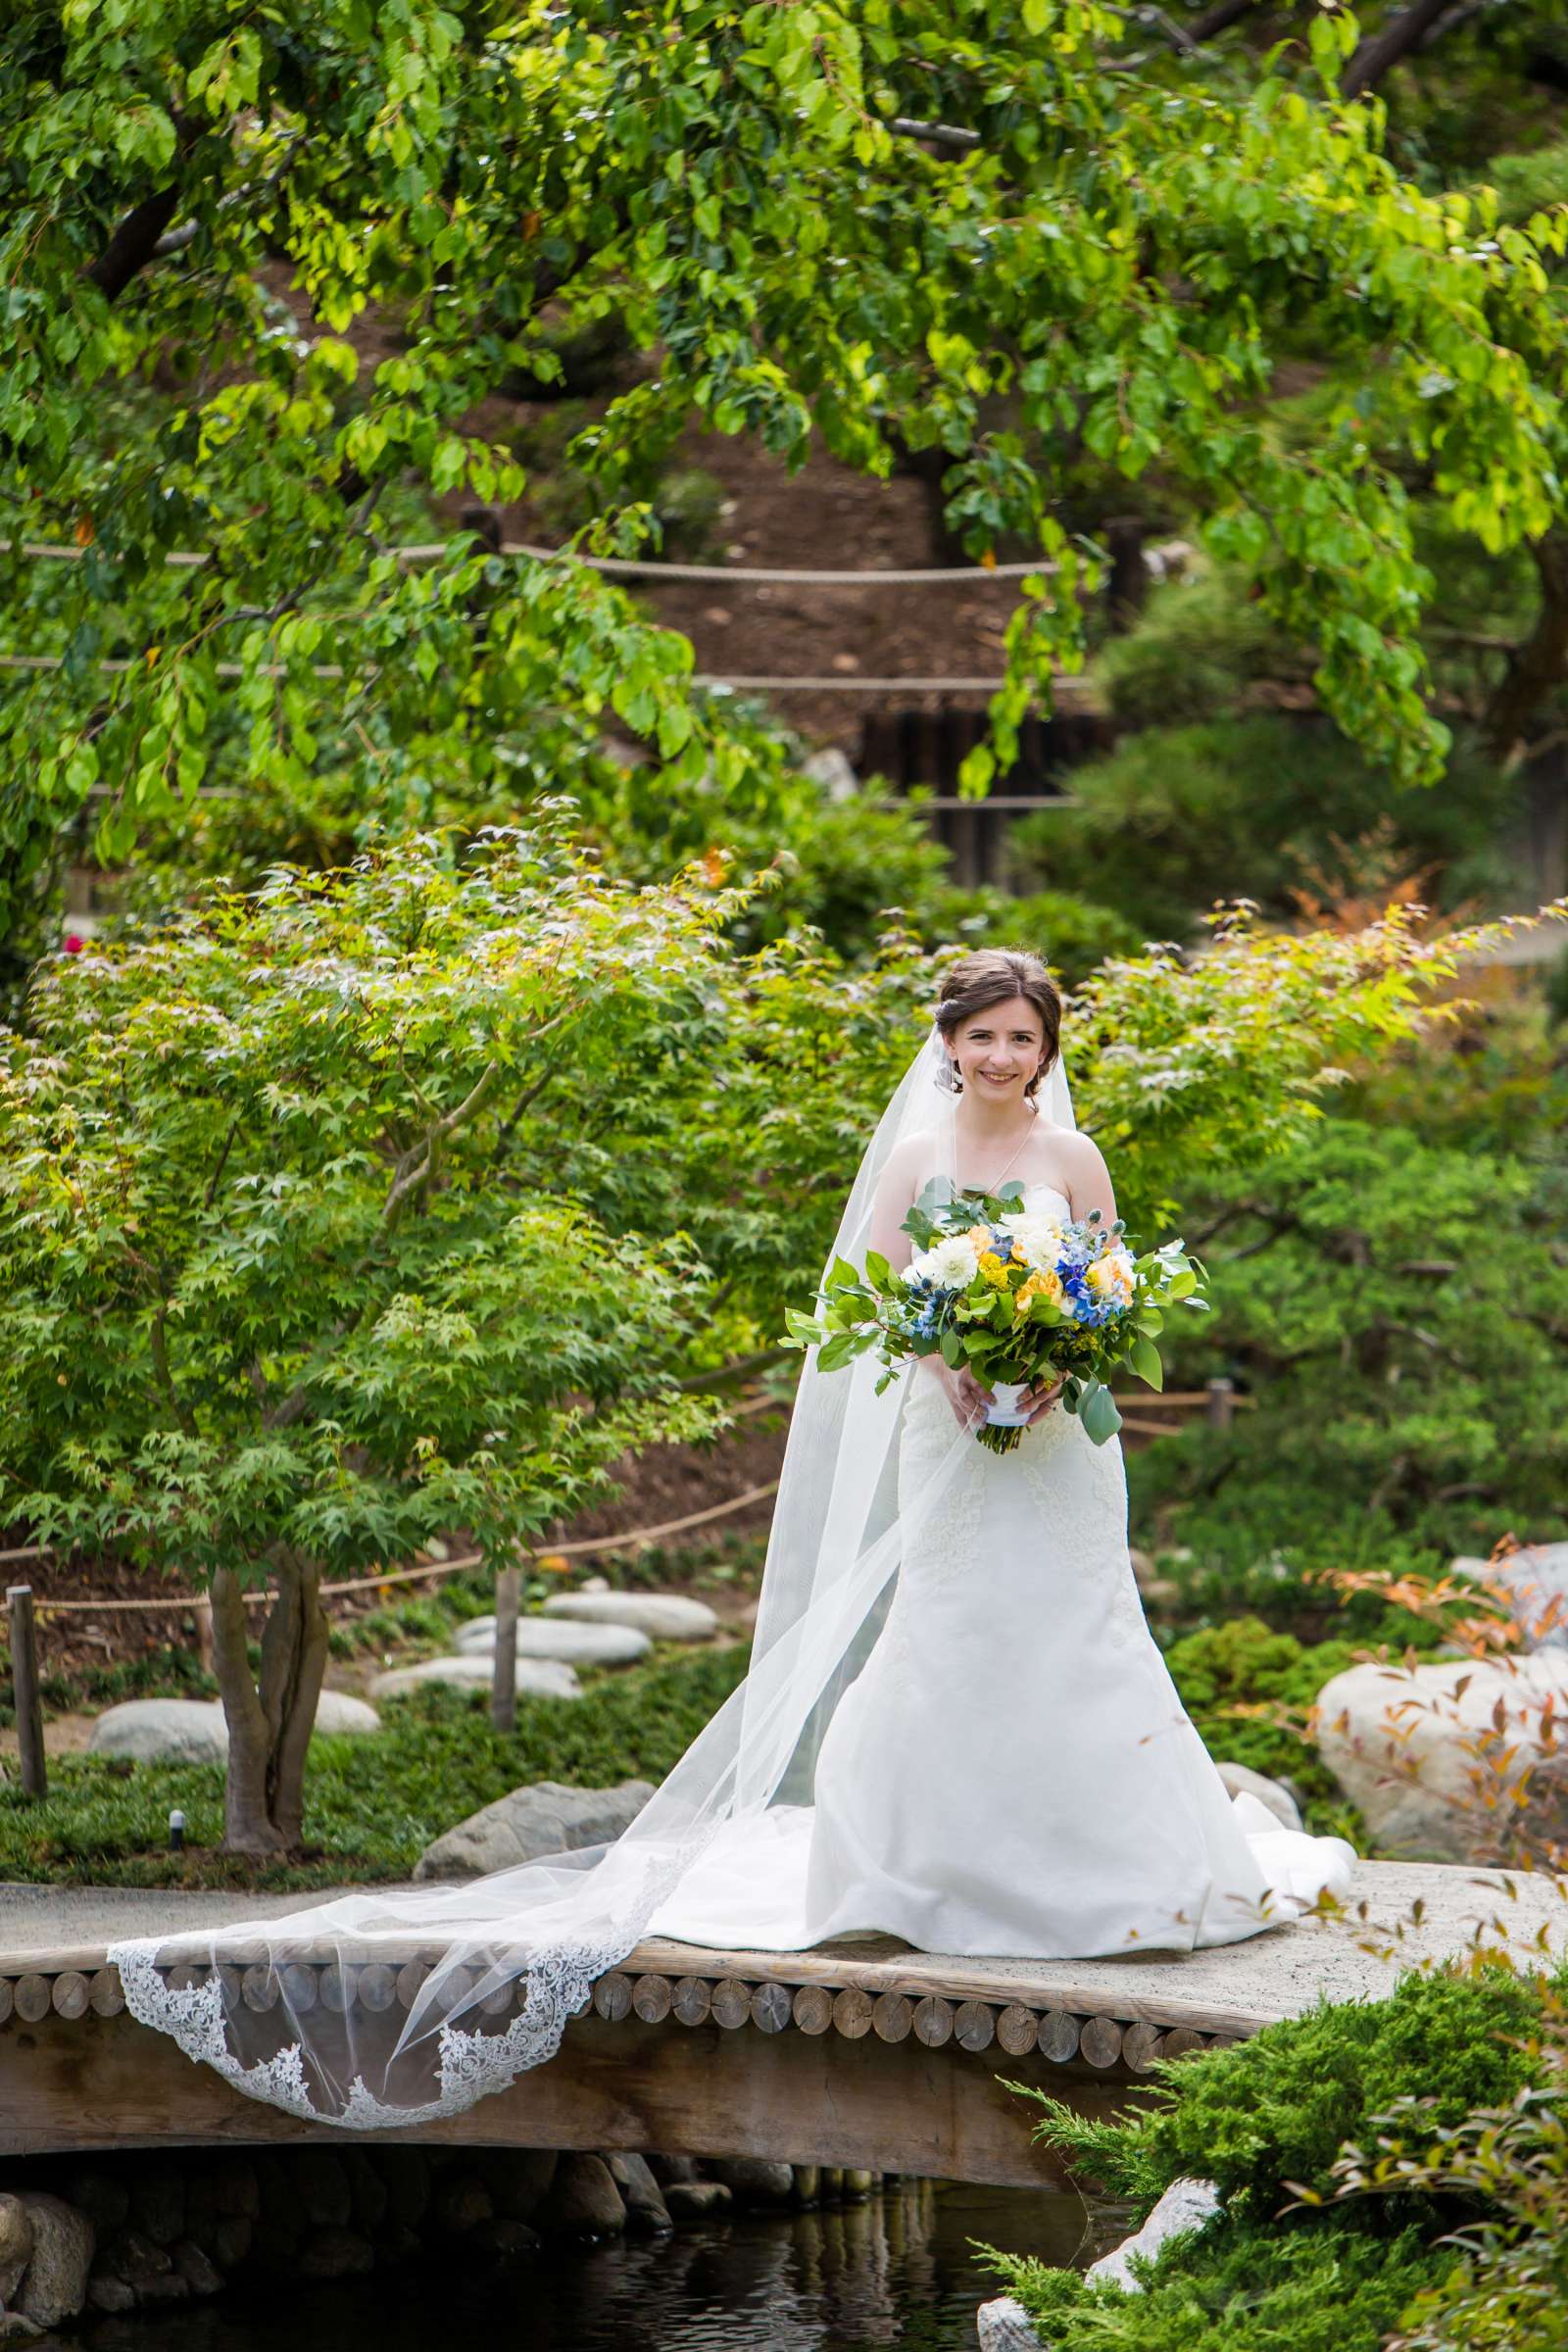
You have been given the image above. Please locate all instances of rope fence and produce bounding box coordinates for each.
[1,1390,1244,1616]
[1,536,1059,586]
[5,1479,782,1617]
[0,651,1089,700]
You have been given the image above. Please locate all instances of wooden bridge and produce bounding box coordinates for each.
[1,1861,1563,2185]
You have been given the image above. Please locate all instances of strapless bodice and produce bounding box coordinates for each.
[1018,1182,1072,1216]
[934,1179,1073,1218]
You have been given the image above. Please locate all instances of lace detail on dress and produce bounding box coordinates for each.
[1018,1406,1145,1648]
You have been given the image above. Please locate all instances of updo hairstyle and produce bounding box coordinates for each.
[934,950,1061,1098]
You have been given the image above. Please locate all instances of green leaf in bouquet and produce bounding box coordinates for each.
[1128,1332,1163,1390]
[863,1249,895,1295]
[783,1307,822,1348]
[827,1254,861,1293]
[940,1328,966,1370]
[1079,1380,1124,1445]
[902,1205,940,1250]
[816,1331,863,1373]
[1165,1270,1198,1299]
[1140,1306,1164,1334]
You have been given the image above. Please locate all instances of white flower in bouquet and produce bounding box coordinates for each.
[997,1208,1067,1269]
[905,1234,981,1291]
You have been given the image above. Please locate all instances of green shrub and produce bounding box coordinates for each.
[1010,1962,1550,2224]
[991,2217,1446,2352]
[986,1962,1561,2351]
[1132,1114,1568,1569]
[1004,711,1514,946]
[912,881,1146,987]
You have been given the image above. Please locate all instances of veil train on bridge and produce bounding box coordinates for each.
[109,1019,1353,2129]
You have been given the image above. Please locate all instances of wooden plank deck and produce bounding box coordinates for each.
[0,1861,1562,2184]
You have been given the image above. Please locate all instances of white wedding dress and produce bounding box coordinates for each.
[109,1054,1357,2130]
[646,1184,1355,1959]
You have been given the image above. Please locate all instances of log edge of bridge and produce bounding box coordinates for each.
[0,1939,1252,2080]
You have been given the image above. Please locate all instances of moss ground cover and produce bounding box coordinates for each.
[0,1647,749,1891]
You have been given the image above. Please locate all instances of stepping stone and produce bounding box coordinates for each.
[88,1699,227,1764]
[313,1691,382,1738]
[88,1691,382,1763]
[368,1655,581,1703]
[542,1592,718,1643]
[450,1617,650,1667]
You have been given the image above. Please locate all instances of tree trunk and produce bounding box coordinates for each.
[1485,529,1568,768]
[209,1550,329,1856]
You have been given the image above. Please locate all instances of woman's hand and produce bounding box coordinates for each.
[928,1359,995,1430]
[1020,1373,1066,1424]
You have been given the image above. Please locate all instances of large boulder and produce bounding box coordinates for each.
[88,1700,227,1764]
[1214,1761,1303,1834]
[0,2196,34,2306]
[704,2158,795,2207]
[368,1655,580,1704]
[542,1592,718,1643]
[536,2155,625,2239]
[1314,1651,1568,1862]
[451,1616,650,1668]
[1451,1544,1568,1651]
[13,2194,95,2328]
[414,1778,655,1880]
[604,2154,670,2235]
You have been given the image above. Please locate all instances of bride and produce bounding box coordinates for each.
[111,947,1355,2129]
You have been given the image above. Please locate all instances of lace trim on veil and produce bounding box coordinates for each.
[108,1829,711,2129]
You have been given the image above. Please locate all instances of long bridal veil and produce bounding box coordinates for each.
[110,1019,1074,2127]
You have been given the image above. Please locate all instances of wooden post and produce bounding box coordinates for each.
[491,1562,520,1734]
[7,1586,46,1799]
[1205,1377,1235,1433]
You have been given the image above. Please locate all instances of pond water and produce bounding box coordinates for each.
[75,2180,1105,2352]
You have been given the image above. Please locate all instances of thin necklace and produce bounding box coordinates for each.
[962,1101,1038,1197]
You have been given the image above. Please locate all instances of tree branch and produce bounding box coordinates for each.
[86,185,184,301]
[1187,0,1262,38]
[149,1301,197,1435]
[889,116,981,150]
[382,1058,504,1228]
[1342,0,1462,98]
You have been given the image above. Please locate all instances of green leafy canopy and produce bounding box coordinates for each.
[4,0,1568,951]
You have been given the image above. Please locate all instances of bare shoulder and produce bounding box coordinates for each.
[881,1125,943,1184]
[1039,1125,1115,1215]
[1050,1127,1110,1178]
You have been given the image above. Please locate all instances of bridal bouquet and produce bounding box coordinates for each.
[785,1181,1208,1451]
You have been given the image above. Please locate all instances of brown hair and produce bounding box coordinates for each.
[934,950,1061,1098]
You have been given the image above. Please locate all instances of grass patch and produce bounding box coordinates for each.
[0,1643,750,1891]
